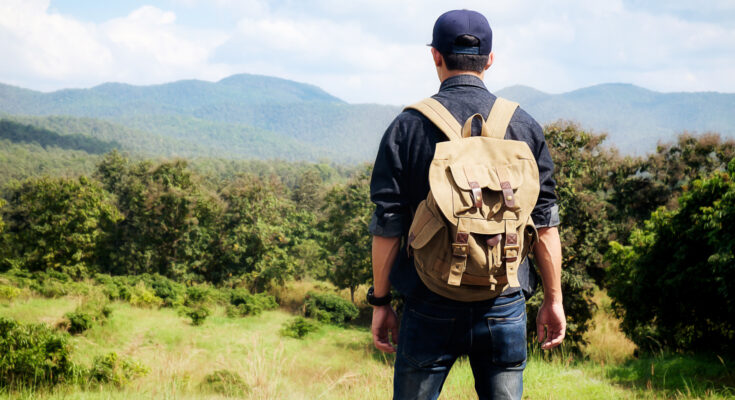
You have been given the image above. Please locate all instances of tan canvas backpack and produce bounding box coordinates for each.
[405,97,540,302]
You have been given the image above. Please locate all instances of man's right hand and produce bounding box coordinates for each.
[536,300,566,350]
[371,304,399,353]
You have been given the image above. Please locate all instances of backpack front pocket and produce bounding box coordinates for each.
[408,199,450,271]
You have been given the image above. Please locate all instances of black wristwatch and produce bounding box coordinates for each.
[366,286,393,306]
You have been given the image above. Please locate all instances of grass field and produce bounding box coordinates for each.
[0,288,733,399]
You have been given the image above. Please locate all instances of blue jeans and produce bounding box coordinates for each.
[393,292,527,400]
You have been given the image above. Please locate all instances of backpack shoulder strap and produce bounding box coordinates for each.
[404,98,462,141]
[485,97,519,139]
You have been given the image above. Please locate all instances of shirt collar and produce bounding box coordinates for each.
[439,74,488,92]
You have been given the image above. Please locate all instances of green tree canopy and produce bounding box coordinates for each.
[607,158,735,354]
[95,153,222,280]
[1,176,121,277]
[212,174,299,289]
[320,166,373,303]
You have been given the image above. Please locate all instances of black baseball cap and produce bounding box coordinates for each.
[430,9,492,55]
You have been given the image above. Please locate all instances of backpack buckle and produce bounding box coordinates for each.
[503,244,519,262]
[452,243,469,257]
[453,231,469,257]
[503,231,519,262]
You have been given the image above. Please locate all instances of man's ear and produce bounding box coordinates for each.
[485,52,494,70]
[431,47,443,67]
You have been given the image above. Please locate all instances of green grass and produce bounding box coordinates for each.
[0,291,733,399]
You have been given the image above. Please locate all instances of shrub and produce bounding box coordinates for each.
[89,352,148,387]
[94,274,129,301]
[0,268,34,289]
[65,311,93,335]
[200,369,250,397]
[304,291,358,325]
[24,272,90,299]
[607,165,735,355]
[177,285,213,326]
[0,317,76,388]
[63,295,112,335]
[0,284,20,302]
[228,289,278,317]
[280,317,320,339]
[33,278,70,298]
[182,306,210,326]
[184,285,211,307]
[144,274,185,307]
[128,282,163,308]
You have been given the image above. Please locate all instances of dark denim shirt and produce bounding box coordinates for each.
[369,74,560,305]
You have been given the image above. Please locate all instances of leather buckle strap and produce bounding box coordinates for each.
[453,231,469,257]
[504,232,519,262]
[464,165,483,209]
[503,246,519,262]
[500,182,515,207]
[452,243,469,257]
[448,222,469,286]
[469,182,483,209]
[495,166,516,208]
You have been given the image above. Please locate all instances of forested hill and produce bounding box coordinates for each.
[1,74,734,161]
[497,83,735,154]
[0,74,345,115]
[0,74,401,163]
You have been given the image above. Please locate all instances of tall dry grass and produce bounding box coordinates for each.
[583,288,637,365]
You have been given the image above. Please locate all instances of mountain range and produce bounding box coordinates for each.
[0,74,733,161]
[497,84,735,153]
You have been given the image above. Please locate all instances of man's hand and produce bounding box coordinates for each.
[371,304,399,353]
[536,300,566,350]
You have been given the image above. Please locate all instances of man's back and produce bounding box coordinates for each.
[370,74,559,303]
[367,9,565,400]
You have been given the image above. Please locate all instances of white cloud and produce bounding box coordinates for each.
[0,0,111,85]
[102,5,229,83]
[0,0,230,90]
[0,0,733,104]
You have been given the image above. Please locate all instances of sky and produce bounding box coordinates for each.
[0,0,734,105]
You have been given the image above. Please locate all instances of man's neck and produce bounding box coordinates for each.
[439,70,485,83]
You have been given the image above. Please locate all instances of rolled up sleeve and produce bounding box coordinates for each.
[369,119,410,237]
[524,120,560,228]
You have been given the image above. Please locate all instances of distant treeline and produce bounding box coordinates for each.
[0,124,734,356]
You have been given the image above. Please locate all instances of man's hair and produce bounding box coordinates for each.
[441,35,489,73]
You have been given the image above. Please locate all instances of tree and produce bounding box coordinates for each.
[0,199,5,235]
[1,176,121,277]
[607,159,735,355]
[608,133,735,233]
[292,168,325,210]
[528,121,615,348]
[95,153,222,279]
[210,174,297,289]
[321,166,373,303]
[0,199,6,263]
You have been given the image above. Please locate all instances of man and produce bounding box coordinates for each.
[367,9,566,400]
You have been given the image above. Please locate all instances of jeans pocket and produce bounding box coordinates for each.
[487,312,527,366]
[400,308,455,368]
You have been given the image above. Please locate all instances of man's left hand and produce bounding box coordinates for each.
[536,300,566,350]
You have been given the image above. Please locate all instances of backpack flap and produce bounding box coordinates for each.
[446,163,524,219]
